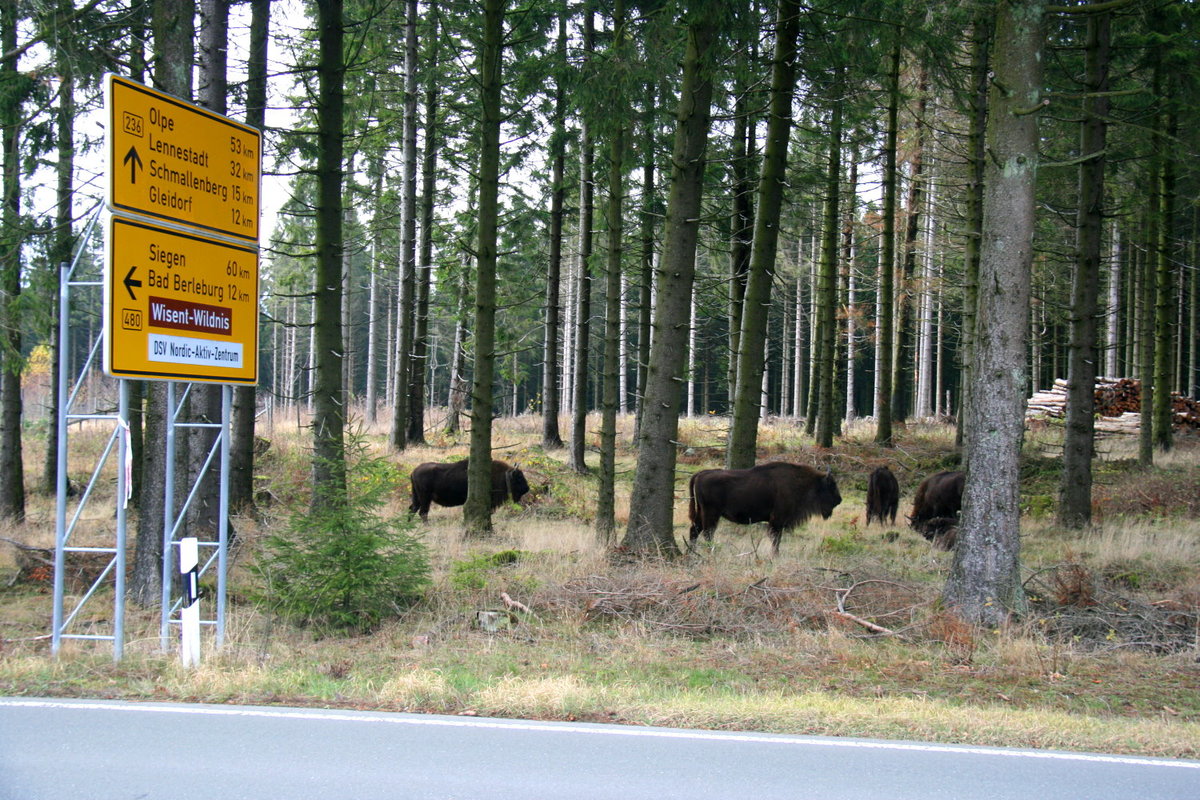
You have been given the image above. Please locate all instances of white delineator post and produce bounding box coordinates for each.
[179,537,200,667]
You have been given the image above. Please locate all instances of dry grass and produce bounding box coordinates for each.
[2,411,1199,758]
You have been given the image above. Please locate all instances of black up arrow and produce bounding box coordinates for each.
[123,266,142,300]
[123,146,144,184]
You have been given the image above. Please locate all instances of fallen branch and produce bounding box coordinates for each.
[835,611,897,636]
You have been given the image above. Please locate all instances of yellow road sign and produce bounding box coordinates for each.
[105,217,259,384]
[106,74,261,243]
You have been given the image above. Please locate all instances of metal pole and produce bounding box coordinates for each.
[159,382,177,651]
[52,263,70,656]
[114,380,129,661]
[218,384,231,646]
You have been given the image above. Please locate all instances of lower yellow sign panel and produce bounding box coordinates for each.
[105,217,259,384]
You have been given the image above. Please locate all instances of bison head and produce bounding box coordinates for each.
[817,469,842,519]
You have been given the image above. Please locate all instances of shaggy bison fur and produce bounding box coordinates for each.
[909,470,965,549]
[409,459,530,520]
[687,462,842,555]
[865,465,900,526]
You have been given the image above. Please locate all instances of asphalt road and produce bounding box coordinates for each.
[1,698,1197,799]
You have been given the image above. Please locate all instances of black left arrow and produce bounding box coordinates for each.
[123,266,142,300]
[123,146,143,184]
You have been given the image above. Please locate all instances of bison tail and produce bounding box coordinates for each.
[687,473,700,521]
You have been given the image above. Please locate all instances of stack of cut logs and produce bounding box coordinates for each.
[1026,378,1200,433]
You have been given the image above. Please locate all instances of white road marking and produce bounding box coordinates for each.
[3,697,1197,770]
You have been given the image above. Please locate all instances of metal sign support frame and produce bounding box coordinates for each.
[51,208,231,661]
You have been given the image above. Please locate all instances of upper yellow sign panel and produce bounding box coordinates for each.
[106,74,261,243]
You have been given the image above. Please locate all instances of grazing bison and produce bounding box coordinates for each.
[865,465,900,526]
[409,459,530,520]
[909,470,965,549]
[687,462,842,555]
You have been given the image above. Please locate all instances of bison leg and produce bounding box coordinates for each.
[686,512,716,553]
[409,485,430,521]
[768,525,783,555]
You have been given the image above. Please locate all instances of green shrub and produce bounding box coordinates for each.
[256,439,430,633]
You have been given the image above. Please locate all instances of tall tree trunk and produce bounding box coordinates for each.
[569,8,595,474]
[0,0,25,521]
[814,94,842,448]
[1138,207,1157,464]
[44,4,75,496]
[726,78,754,419]
[892,68,928,423]
[958,14,990,451]
[131,0,194,605]
[1059,6,1109,529]
[843,147,859,423]
[622,7,718,555]
[597,0,627,543]
[445,258,469,434]
[365,158,384,426]
[463,0,505,535]
[726,0,799,469]
[944,0,1044,627]
[310,0,348,507]
[1151,83,1176,453]
[185,0,230,540]
[542,1,567,449]
[390,0,419,451]
[874,36,900,447]
[228,0,269,514]
[408,0,439,447]
[635,83,656,439]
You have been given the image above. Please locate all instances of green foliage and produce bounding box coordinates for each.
[450,550,529,591]
[820,532,865,556]
[255,442,430,633]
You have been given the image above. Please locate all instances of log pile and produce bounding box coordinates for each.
[1025,378,1200,433]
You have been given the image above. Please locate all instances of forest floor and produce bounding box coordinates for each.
[2,413,1199,759]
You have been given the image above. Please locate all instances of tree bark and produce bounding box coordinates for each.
[958,14,990,452]
[44,2,75,496]
[622,7,717,555]
[131,0,194,605]
[597,0,626,543]
[0,0,25,521]
[634,83,656,440]
[463,0,505,536]
[1151,81,1176,453]
[390,0,419,451]
[874,36,900,447]
[542,1,567,449]
[726,0,799,469]
[310,0,348,507]
[1059,6,1109,529]
[944,0,1044,627]
[408,0,439,447]
[569,8,595,474]
[228,0,269,515]
[814,94,842,449]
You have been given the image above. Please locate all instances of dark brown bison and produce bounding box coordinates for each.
[409,459,530,520]
[866,465,900,526]
[687,462,842,555]
[909,470,965,549]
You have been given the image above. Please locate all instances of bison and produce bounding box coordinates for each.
[687,462,842,555]
[865,465,900,526]
[909,470,965,549]
[408,459,530,520]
